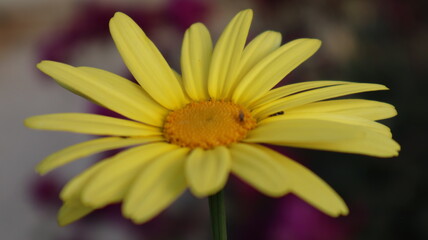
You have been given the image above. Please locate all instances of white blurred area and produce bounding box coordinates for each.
[1,2,84,240]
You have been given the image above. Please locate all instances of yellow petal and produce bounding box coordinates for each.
[181,23,212,100]
[229,143,289,197]
[79,66,169,125]
[59,161,115,227]
[208,9,253,99]
[233,31,282,85]
[252,83,388,119]
[248,113,400,157]
[25,113,161,136]
[249,81,350,109]
[233,39,321,106]
[246,118,363,144]
[109,12,188,109]
[286,99,397,120]
[36,61,168,126]
[123,148,190,224]
[282,130,400,158]
[171,69,191,100]
[259,112,392,137]
[60,158,111,201]
[58,200,94,226]
[186,147,231,197]
[81,143,179,208]
[258,145,349,217]
[36,137,162,175]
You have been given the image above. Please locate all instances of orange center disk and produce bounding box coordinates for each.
[163,100,257,149]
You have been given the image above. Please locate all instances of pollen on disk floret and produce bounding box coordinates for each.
[163,100,257,149]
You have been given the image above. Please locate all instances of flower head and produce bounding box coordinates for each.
[25,9,399,225]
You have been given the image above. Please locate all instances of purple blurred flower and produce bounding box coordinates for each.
[269,195,356,240]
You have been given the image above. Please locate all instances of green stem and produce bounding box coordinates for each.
[208,190,227,240]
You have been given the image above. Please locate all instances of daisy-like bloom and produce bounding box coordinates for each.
[26,9,399,226]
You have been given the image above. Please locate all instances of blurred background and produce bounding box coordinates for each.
[1,0,426,239]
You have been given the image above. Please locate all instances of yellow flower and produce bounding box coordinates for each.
[25,9,399,226]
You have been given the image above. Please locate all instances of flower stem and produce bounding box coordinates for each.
[209,189,227,240]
